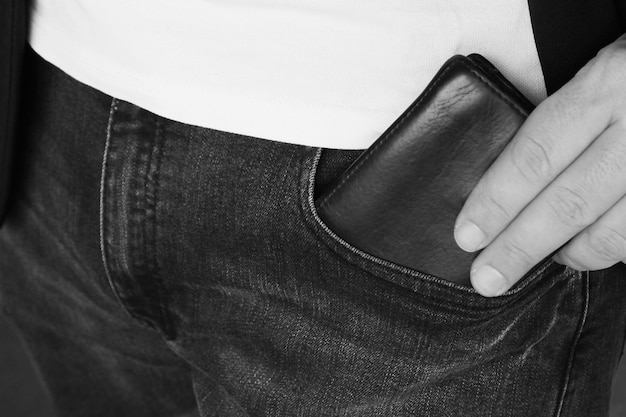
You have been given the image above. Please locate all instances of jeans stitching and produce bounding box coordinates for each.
[300,146,554,305]
[99,98,127,309]
[304,148,468,290]
[553,270,590,417]
[148,118,176,340]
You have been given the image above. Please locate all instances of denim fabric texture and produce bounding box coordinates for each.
[1,48,626,417]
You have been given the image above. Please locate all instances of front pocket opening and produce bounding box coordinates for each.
[300,146,562,300]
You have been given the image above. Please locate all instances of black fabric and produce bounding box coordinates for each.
[616,0,626,31]
[527,0,625,95]
[0,0,26,226]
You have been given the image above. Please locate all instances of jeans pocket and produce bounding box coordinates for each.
[292,145,590,416]
[298,146,573,307]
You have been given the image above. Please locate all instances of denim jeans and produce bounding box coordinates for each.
[1,48,626,417]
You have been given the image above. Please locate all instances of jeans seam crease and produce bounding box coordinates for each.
[99,97,128,311]
[150,118,176,340]
[553,269,590,417]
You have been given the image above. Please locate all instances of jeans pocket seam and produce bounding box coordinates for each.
[99,97,126,310]
[297,146,554,307]
[99,98,176,339]
[298,148,453,287]
[553,269,590,417]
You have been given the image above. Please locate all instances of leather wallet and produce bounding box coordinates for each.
[315,54,535,286]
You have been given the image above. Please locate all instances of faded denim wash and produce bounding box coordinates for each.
[1,48,626,417]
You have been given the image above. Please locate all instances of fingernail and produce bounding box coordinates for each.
[454,221,486,252]
[471,265,508,297]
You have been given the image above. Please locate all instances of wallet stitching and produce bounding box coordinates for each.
[316,59,529,210]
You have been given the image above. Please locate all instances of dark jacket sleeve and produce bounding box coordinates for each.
[0,0,26,225]
[616,0,626,32]
[528,0,625,95]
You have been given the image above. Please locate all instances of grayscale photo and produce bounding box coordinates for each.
[0,0,625,415]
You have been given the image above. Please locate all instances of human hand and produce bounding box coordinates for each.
[454,34,626,297]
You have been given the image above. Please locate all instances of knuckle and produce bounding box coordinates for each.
[539,81,590,129]
[500,238,535,273]
[474,184,511,223]
[587,226,626,262]
[511,133,553,183]
[604,66,626,109]
[548,90,587,123]
[584,140,626,185]
[579,41,626,107]
[596,39,626,71]
[546,185,591,228]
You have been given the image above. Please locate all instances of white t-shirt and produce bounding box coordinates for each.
[29,0,546,149]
